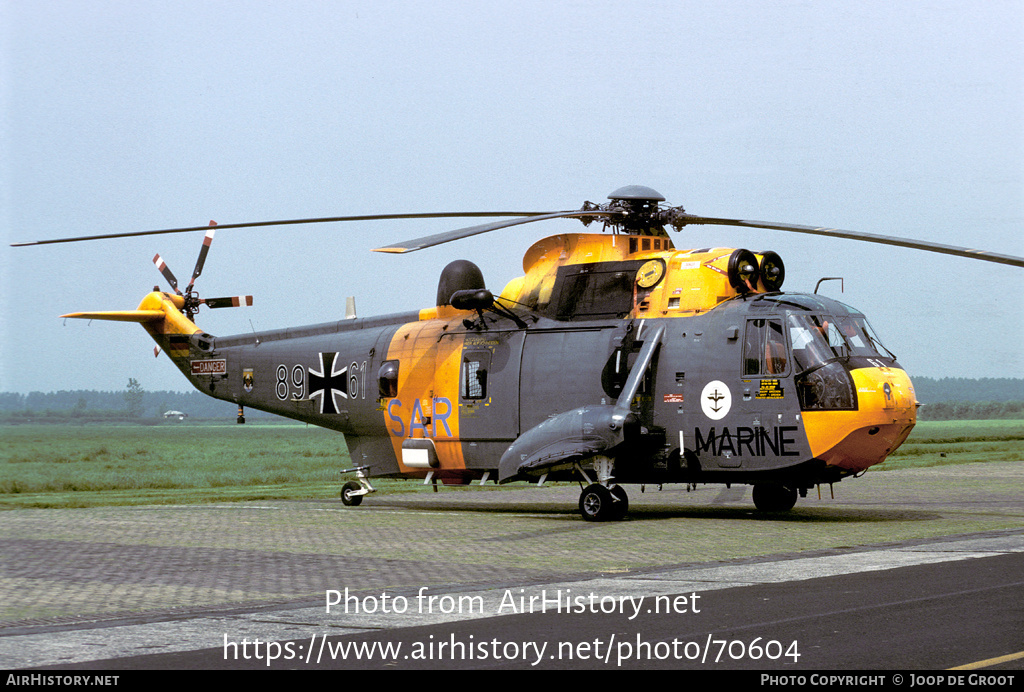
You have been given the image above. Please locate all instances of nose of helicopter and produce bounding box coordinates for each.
[807,366,918,472]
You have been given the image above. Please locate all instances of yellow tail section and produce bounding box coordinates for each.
[62,292,202,355]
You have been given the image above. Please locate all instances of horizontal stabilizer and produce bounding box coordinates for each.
[61,310,166,323]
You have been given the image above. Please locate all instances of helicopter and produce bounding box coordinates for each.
[15,185,1024,521]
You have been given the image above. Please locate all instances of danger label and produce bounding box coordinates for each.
[191,359,227,376]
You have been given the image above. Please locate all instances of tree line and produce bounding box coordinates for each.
[917,400,1024,421]
[911,377,1024,420]
[0,383,272,422]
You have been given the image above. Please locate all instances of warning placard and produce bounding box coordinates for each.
[756,379,784,399]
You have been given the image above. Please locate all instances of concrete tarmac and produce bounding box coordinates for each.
[14,533,1024,671]
[2,463,1023,671]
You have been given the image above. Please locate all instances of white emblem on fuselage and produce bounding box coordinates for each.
[700,380,732,420]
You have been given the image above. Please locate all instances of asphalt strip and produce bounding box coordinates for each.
[2,532,1021,669]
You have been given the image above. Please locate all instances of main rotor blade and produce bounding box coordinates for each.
[9,212,547,247]
[680,215,1024,268]
[373,210,620,253]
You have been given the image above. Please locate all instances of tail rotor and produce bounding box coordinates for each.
[152,222,252,321]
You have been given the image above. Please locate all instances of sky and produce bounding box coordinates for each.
[2,0,1022,396]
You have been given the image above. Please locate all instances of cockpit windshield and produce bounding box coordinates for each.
[835,315,896,360]
[788,314,895,373]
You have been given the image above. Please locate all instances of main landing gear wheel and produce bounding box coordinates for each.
[340,481,364,506]
[751,483,798,512]
[579,483,629,521]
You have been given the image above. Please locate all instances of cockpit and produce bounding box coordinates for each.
[741,295,900,413]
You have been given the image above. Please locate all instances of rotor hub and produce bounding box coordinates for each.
[607,185,666,203]
[599,185,678,236]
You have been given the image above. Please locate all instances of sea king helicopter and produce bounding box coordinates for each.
[15,186,1024,520]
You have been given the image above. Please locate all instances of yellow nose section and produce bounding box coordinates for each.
[802,367,917,472]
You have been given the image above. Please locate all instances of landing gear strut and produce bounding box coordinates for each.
[340,465,375,507]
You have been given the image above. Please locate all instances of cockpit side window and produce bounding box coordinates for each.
[788,315,857,411]
[789,315,841,372]
[743,319,788,376]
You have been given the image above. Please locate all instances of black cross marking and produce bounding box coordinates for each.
[308,352,348,415]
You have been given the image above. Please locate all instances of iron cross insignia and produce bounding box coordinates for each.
[308,352,348,415]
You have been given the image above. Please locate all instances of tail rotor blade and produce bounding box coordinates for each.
[187,224,217,292]
[152,254,180,294]
[201,295,253,309]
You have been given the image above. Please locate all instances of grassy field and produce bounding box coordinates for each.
[882,419,1024,469]
[0,422,360,508]
[1,419,1021,509]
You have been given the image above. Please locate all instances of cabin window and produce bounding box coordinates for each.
[461,352,490,400]
[743,319,788,376]
[378,360,399,398]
